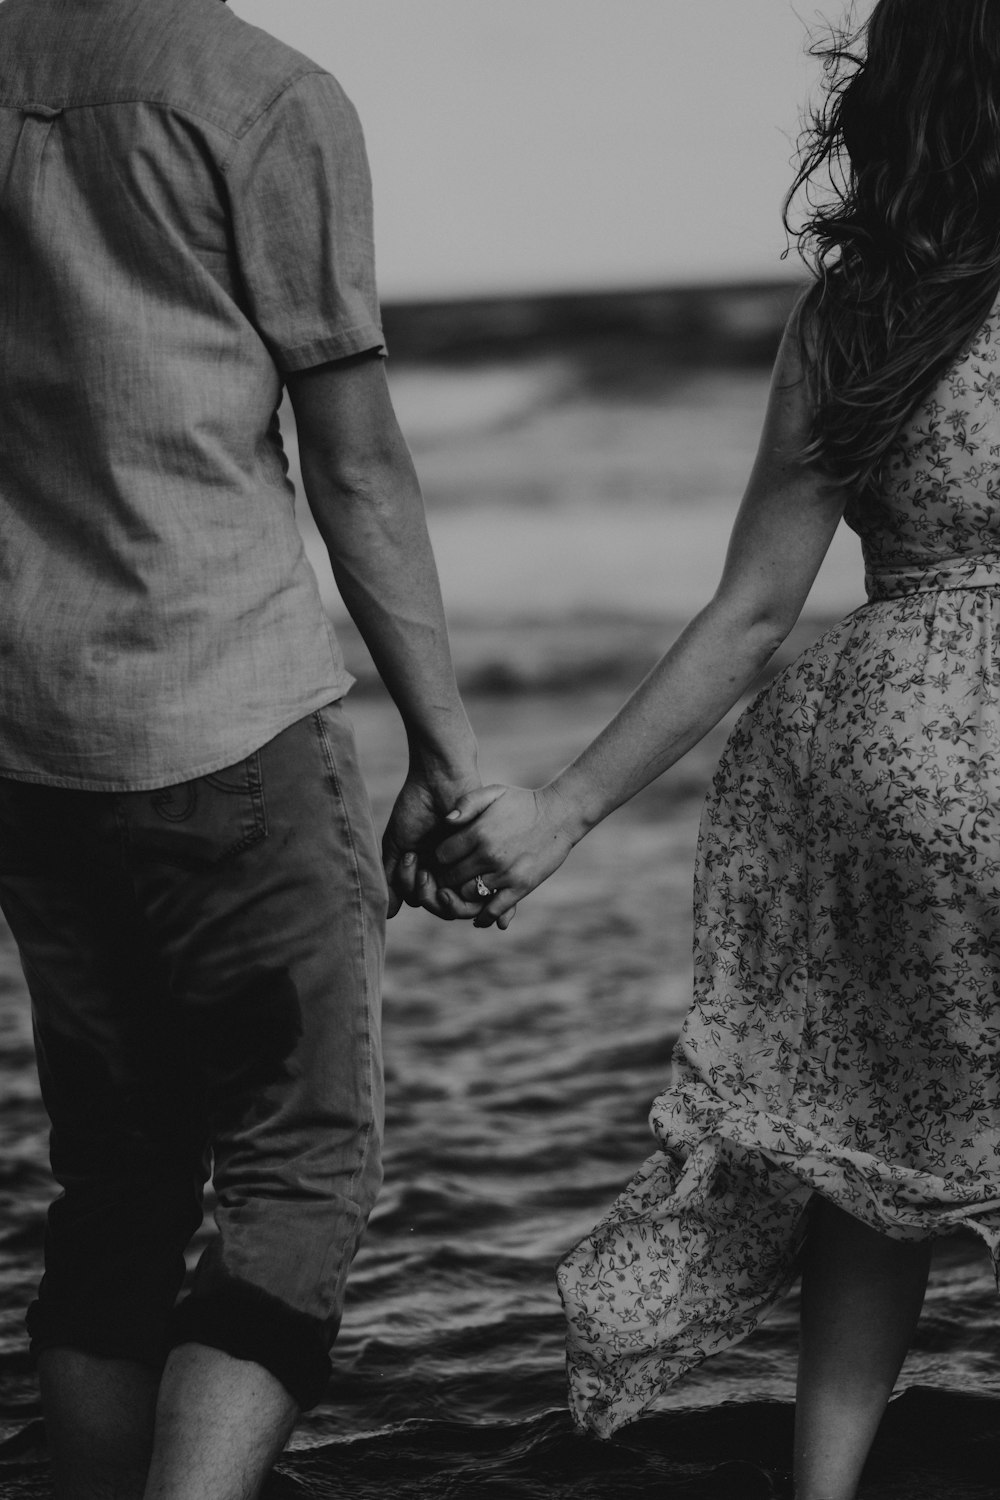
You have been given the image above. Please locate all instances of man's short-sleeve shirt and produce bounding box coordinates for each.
[0,0,385,789]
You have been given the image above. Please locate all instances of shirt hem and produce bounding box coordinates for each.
[0,684,353,793]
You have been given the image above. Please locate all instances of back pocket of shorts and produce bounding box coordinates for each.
[117,753,267,870]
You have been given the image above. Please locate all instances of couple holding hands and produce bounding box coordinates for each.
[2,1,999,1498]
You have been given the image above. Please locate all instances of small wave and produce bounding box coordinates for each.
[2,1393,998,1498]
[0,1368,995,1494]
[227,1389,1000,1500]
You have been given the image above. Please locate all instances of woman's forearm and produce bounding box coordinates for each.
[432,593,797,914]
[550,597,791,843]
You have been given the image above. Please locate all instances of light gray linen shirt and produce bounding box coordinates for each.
[0,0,385,789]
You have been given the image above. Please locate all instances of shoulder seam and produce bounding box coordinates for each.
[220,68,334,172]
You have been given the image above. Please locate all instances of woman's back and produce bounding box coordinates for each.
[849,300,1000,585]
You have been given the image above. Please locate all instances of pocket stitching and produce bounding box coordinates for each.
[115,751,268,869]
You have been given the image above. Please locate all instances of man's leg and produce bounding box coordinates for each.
[0,779,211,1499]
[37,1346,297,1500]
[143,1346,297,1500]
[39,1351,159,1500]
[119,703,385,1495]
[0,705,384,1498]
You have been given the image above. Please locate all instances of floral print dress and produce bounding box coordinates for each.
[557,310,1000,1439]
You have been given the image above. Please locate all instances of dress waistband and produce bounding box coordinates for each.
[865,552,1000,601]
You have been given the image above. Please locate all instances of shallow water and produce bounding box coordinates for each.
[1,352,997,1494]
[0,690,997,1498]
[291,364,866,626]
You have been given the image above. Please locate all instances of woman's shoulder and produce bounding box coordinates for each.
[783,284,821,364]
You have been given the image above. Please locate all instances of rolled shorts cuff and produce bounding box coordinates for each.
[167,1287,334,1411]
[26,1297,168,1372]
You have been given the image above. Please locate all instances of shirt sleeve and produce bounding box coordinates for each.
[226,71,386,373]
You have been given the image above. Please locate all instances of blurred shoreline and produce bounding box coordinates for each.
[379,278,807,374]
[334,610,852,698]
[283,276,864,695]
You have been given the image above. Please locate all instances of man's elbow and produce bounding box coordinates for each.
[299,437,416,508]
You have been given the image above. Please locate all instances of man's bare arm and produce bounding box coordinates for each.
[287,351,479,915]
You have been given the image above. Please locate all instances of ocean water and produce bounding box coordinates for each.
[1,361,999,1497]
[294,363,867,632]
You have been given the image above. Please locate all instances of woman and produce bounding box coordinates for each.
[414,3,1000,1496]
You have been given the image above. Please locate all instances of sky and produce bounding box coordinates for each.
[229,0,853,300]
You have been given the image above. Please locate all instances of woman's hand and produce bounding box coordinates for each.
[432,782,581,928]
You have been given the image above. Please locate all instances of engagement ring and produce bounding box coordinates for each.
[474,875,495,898]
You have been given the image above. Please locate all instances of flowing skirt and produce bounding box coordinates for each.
[558,584,1000,1438]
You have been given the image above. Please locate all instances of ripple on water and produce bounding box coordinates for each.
[0,695,994,1495]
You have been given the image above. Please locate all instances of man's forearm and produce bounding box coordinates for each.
[302,443,476,780]
[287,352,476,802]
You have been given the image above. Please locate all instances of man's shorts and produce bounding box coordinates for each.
[0,703,385,1409]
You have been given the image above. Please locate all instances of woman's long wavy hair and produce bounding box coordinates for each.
[787,0,1000,496]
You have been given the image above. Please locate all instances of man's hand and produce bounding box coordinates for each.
[382,765,486,920]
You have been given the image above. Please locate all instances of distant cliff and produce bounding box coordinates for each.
[380,278,807,376]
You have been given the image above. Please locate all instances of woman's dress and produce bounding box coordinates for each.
[557,310,1000,1439]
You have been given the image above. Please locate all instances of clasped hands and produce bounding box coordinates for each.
[383,779,578,930]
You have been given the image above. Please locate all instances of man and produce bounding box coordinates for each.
[0,0,479,1494]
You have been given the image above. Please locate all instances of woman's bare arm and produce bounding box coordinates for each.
[434,304,847,925]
